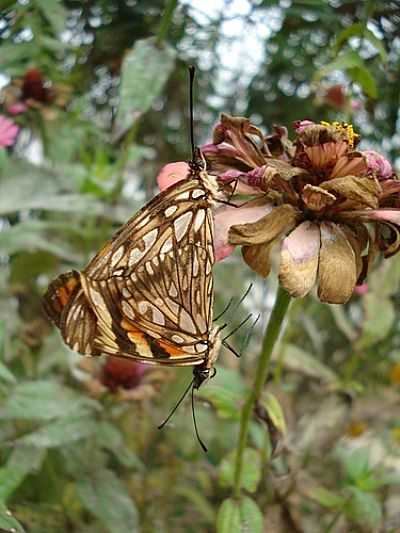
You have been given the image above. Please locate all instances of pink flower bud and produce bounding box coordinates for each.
[363,150,393,180]
[294,120,315,133]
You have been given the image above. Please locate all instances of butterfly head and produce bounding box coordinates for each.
[193,326,221,389]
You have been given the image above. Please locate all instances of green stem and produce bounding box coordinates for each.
[233,286,291,498]
[156,0,179,45]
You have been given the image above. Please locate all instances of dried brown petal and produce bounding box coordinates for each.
[318,222,357,304]
[228,204,301,246]
[242,243,273,277]
[330,153,367,178]
[304,141,347,170]
[340,224,368,279]
[321,176,381,209]
[301,184,336,211]
[279,221,320,297]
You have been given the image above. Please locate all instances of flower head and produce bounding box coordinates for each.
[0,115,19,147]
[201,115,400,304]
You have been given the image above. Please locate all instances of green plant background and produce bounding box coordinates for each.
[1,1,400,531]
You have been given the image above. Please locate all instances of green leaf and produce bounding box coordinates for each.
[0,446,45,503]
[314,50,363,79]
[76,469,139,533]
[0,502,25,533]
[0,380,100,421]
[334,22,388,62]
[95,422,143,470]
[216,497,263,533]
[356,294,395,349]
[258,392,286,435]
[239,497,263,533]
[308,487,346,508]
[34,0,67,34]
[18,416,98,447]
[0,322,16,385]
[346,487,382,527]
[219,448,262,493]
[216,499,241,533]
[0,221,81,260]
[197,367,247,419]
[347,65,378,99]
[278,344,337,383]
[114,37,176,138]
[341,448,371,483]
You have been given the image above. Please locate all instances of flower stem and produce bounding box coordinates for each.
[233,285,291,498]
[156,0,179,45]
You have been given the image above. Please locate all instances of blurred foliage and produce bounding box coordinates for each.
[1,0,400,531]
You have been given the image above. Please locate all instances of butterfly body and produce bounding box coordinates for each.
[43,165,225,388]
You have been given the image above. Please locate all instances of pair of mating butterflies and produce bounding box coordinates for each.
[43,156,229,395]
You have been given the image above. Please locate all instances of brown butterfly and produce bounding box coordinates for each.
[43,154,226,390]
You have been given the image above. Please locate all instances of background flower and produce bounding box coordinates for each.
[0,115,19,147]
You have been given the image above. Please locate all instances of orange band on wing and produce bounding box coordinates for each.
[156,339,187,357]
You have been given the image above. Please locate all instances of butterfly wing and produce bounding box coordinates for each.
[43,271,100,355]
[81,175,216,364]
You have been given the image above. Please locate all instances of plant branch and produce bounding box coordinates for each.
[233,285,291,498]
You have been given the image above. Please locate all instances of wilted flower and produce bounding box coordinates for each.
[324,84,347,109]
[1,68,71,121]
[0,115,19,147]
[203,116,400,304]
[76,357,168,401]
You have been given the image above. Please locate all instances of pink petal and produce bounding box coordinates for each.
[294,119,315,133]
[7,102,27,115]
[157,162,189,191]
[354,283,368,295]
[213,201,273,261]
[362,150,393,180]
[0,115,19,147]
[279,221,320,297]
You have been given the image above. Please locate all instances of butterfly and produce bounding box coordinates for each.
[43,152,227,392]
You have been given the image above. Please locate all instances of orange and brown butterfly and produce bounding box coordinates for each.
[43,151,226,391]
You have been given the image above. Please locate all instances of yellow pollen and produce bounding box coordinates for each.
[320,120,359,148]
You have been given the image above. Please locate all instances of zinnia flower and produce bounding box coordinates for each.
[204,116,400,304]
[76,357,167,401]
[158,116,400,305]
[0,115,19,147]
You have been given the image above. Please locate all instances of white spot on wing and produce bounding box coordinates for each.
[169,284,178,298]
[143,228,158,250]
[176,191,190,200]
[179,308,197,334]
[111,245,125,267]
[165,205,177,217]
[145,262,154,275]
[172,334,184,343]
[193,253,199,276]
[174,212,192,242]
[122,300,135,320]
[129,248,146,266]
[192,189,205,199]
[161,237,173,254]
[136,214,150,229]
[193,210,206,232]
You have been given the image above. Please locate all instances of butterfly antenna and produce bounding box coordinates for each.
[158,378,194,430]
[222,312,253,342]
[214,296,235,322]
[240,313,261,353]
[191,385,208,452]
[235,283,253,310]
[188,65,196,161]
